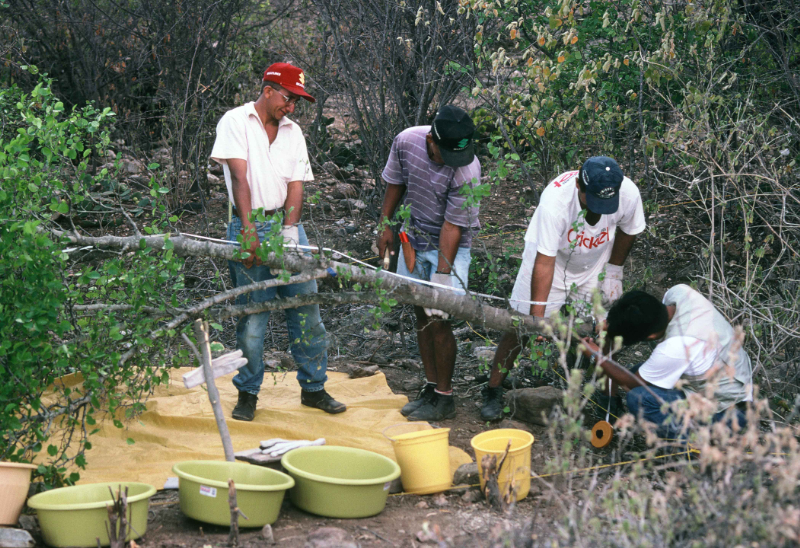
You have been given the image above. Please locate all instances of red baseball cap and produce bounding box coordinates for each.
[262,62,315,103]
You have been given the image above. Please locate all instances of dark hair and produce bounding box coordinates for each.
[262,80,282,93]
[606,290,669,346]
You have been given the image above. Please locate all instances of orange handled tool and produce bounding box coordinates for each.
[399,231,416,273]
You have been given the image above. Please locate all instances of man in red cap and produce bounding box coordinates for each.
[211,62,346,421]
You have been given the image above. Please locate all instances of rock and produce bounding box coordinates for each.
[343,198,367,210]
[453,462,480,486]
[473,346,496,361]
[122,158,145,174]
[461,488,483,503]
[346,364,379,378]
[304,527,357,548]
[332,182,357,199]
[0,528,34,548]
[431,493,449,507]
[344,224,358,234]
[403,378,422,392]
[280,354,296,370]
[397,359,421,371]
[209,161,224,175]
[506,385,561,426]
[207,173,221,186]
[415,500,429,509]
[105,150,116,159]
[17,515,36,532]
[261,524,275,544]
[498,418,534,435]
[321,160,345,180]
[389,477,403,494]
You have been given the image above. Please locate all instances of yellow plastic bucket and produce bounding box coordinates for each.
[384,424,451,495]
[471,429,534,501]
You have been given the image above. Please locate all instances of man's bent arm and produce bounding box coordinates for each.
[608,228,637,266]
[284,180,304,225]
[437,221,462,274]
[580,338,647,390]
[379,182,405,224]
[229,158,253,227]
[377,182,406,258]
[529,252,556,317]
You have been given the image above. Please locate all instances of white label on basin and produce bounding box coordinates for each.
[383,482,391,491]
[199,485,217,498]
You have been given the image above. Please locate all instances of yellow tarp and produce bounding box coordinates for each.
[58,369,472,487]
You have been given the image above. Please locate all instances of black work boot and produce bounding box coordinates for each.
[400,383,436,417]
[232,391,258,421]
[407,392,456,422]
[480,385,505,421]
[301,389,347,414]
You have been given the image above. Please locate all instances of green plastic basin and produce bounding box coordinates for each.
[27,482,156,547]
[172,460,294,527]
[281,446,401,518]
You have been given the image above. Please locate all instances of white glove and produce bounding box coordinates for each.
[281,225,300,247]
[424,271,452,319]
[260,438,325,458]
[601,264,624,304]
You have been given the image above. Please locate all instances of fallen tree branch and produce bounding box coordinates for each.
[51,228,548,334]
[51,228,662,403]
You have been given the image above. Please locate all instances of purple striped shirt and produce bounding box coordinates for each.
[382,126,481,251]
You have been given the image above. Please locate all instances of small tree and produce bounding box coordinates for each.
[0,71,187,485]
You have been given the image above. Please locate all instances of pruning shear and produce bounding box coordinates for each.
[399,231,416,273]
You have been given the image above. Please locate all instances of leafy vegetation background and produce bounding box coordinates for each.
[1,0,799,543]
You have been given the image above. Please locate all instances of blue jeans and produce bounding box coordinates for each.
[396,246,471,292]
[626,367,748,440]
[227,217,328,394]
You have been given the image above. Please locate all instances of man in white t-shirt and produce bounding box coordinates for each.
[210,62,346,421]
[579,287,752,439]
[481,156,646,421]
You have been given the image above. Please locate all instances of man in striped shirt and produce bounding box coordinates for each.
[376,106,481,421]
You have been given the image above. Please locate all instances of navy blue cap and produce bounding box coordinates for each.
[431,105,476,168]
[581,156,624,214]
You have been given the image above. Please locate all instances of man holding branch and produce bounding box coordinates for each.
[377,106,482,421]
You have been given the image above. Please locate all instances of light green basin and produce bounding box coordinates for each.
[27,482,156,547]
[281,446,401,518]
[172,460,294,527]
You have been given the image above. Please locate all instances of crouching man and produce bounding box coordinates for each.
[580,285,753,439]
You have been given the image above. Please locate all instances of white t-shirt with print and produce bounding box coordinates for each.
[210,102,313,212]
[509,170,645,315]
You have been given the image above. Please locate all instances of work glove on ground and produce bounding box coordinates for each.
[424,271,453,319]
[259,437,325,458]
[281,225,300,247]
[601,264,624,304]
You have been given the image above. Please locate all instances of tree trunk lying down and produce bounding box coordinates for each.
[53,228,556,336]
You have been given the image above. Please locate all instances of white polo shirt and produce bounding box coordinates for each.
[210,102,313,212]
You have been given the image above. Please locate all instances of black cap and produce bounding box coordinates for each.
[430,105,476,168]
[581,156,624,214]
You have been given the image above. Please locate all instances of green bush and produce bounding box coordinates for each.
[0,71,187,486]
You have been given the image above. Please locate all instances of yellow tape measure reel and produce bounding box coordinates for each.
[591,381,614,448]
[591,420,613,448]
